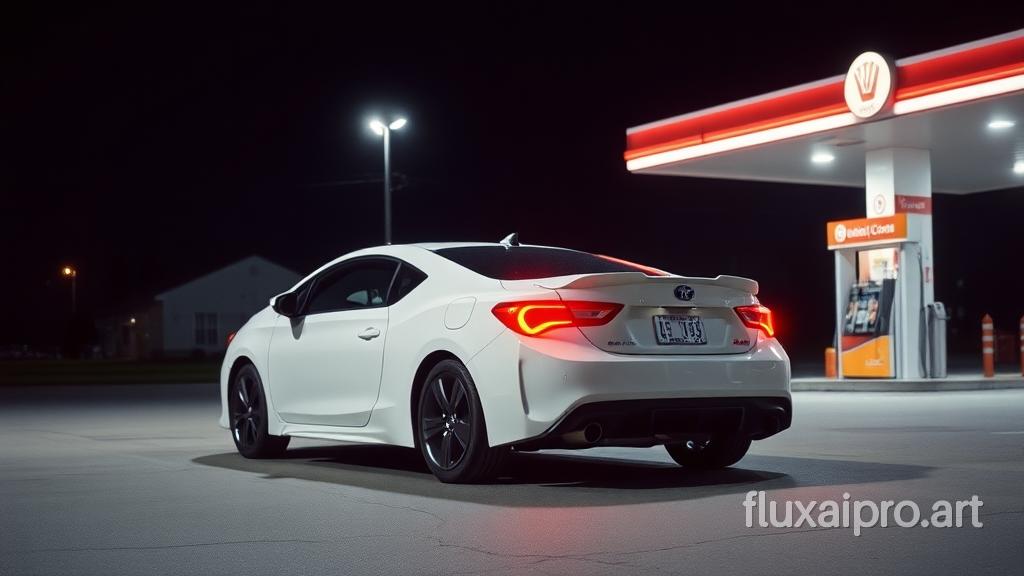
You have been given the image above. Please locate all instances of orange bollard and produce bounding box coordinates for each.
[824,347,837,379]
[982,314,995,378]
[1019,315,1024,376]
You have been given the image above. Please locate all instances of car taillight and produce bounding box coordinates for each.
[491,300,623,336]
[734,304,775,338]
[226,331,237,346]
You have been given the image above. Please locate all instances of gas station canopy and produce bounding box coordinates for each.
[625,30,1024,194]
[625,29,1024,381]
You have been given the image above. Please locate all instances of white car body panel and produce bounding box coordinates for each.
[466,324,789,447]
[219,243,791,450]
[268,307,388,427]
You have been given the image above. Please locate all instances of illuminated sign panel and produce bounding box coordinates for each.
[844,51,895,118]
[827,214,908,249]
[894,194,931,214]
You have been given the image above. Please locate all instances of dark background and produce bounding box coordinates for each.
[2,3,1022,368]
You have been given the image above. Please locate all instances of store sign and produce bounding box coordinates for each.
[844,52,895,119]
[894,194,932,214]
[827,214,908,249]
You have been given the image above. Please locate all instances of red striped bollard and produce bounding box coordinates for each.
[982,314,994,378]
[1019,315,1023,376]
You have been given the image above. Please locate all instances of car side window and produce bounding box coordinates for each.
[388,264,427,305]
[305,260,398,315]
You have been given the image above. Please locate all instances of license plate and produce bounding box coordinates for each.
[653,315,707,345]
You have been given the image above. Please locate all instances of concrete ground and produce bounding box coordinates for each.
[791,372,1024,391]
[1,384,1021,575]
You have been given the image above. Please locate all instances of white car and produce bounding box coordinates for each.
[219,238,791,483]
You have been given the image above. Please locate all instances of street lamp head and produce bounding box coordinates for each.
[61,266,76,278]
[366,113,407,245]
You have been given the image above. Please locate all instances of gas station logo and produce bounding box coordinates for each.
[853,61,879,101]
[845,52,894,119]
[834,224,848,243]
[873,194,887,215]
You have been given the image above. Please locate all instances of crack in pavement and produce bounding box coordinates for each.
[433,525,854,576]
[8,538,327,554]
[196,455,450,529]
[339,492,447,526]
[437,511,1024,576]
[981,509,1024,517]
[277,478,449,527]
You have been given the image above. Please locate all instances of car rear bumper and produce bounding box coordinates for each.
[468,330,791,447]
[513,396,792,450]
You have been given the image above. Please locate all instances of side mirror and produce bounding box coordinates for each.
[271,292,300,317]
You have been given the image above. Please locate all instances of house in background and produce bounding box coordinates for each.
[99,255,301,358]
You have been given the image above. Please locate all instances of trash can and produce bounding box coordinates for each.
[927,302,949,378]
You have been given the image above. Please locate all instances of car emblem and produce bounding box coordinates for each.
[674,285,694,301]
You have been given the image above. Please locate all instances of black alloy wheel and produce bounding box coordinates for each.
[417,359,507,483]
[229,363,289,458]
[420,372,472,470]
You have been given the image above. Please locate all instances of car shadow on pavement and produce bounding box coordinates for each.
[193,445,933,507]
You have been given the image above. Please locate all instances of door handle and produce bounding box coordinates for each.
[358,327,381,340]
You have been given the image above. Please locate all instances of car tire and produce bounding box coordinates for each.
[228,363,290,459]
[416,359,508,483]
[665,434,751,469]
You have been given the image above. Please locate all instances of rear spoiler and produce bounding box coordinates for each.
[537,272,758,295]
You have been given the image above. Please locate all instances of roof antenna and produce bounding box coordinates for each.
[499,232,520,248]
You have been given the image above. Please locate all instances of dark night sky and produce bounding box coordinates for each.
[3,3,1023,364]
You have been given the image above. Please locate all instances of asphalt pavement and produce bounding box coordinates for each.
[1,383,1022,575]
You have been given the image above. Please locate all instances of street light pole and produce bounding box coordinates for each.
[61,266,77,315]
[383,125,391,245]
[369,117,406,245]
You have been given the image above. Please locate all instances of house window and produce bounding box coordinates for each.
[195,313,218,346]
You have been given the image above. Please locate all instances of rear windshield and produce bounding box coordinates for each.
[434,246,665,280]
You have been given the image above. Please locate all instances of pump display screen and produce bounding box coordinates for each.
[854,284,881,334]
[843,280,896,336]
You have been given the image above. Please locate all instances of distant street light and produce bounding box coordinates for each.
[368,117,407,244]
[61,265,77,315]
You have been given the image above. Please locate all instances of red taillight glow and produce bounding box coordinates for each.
[491,300,623,336]
[226,331,237,346]
[734,304,774,338]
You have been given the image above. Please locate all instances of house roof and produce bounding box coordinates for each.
[155,255,299,300]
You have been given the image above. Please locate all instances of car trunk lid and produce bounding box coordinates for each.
[536,272,760,355]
